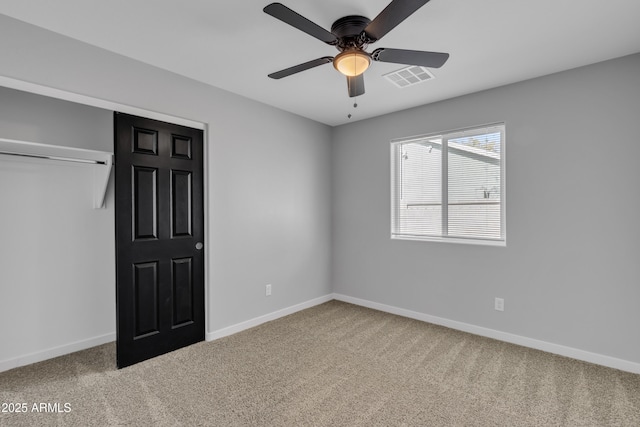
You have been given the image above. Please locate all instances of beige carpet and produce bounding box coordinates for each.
[1,300,639,426]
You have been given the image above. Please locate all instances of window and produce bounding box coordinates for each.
[391,123,505,245]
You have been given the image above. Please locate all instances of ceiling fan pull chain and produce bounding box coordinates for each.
[348,95,359,119]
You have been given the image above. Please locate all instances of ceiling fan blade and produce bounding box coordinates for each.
[268,57,334,79]
[264,3,338,45]
[364,0,431,42]
[372,48,449,68]
[347,74,365,97]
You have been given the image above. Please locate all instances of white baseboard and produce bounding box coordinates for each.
[0,332,116,374]
[333,294,640,375]
[206,294,334,341]
[1,294,334,373]
[7,295,636,375]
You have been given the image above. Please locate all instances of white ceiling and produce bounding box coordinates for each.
[1,0,639,126]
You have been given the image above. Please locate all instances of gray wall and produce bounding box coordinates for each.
[331,53,640,364]
[0,15,332,365]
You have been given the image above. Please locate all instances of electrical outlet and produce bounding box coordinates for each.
[494,297,504,312]
[266,284,272,296]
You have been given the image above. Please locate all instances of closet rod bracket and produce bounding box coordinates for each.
[0,138,113,209]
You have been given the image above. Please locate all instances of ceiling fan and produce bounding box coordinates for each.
[264,0,449,98]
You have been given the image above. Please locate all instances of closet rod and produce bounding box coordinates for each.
[0,151,107,165]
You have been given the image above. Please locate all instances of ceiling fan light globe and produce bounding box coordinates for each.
[333,50,371,77]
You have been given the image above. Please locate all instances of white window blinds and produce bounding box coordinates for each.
[391,124,505,245]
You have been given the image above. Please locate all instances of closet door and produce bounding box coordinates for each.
[114,112,205,368]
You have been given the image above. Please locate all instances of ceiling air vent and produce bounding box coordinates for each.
[383,66,435,88]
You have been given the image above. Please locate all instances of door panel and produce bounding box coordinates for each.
[133,127,158,154]
[172,257,194,326]
[115,112,204,368]
[172,135,192,159]
[133,166,158,240]
[133,261,160,338]
[172,170,192,237]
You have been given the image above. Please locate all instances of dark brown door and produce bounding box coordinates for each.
[114,112,205,368]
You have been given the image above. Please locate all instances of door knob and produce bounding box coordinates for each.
[195,242,204,250]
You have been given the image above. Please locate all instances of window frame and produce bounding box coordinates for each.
[390,123,506,246]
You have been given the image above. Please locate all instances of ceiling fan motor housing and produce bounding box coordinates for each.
[331,15,371,51]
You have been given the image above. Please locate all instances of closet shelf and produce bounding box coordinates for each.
[0,138,113,209]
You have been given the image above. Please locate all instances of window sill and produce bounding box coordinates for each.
[391,234,506,247]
